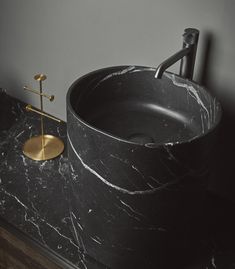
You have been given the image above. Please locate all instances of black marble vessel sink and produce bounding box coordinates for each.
[66,66,222,268]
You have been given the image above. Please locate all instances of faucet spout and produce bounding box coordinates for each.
[155,28,199,80]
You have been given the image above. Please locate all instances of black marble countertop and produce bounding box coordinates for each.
[0,91,235,269]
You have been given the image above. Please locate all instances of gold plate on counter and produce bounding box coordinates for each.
[23,135,64,161]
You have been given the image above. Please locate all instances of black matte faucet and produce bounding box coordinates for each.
[155,28,199,80]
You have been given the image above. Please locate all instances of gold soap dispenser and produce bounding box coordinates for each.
[23,74,64,161]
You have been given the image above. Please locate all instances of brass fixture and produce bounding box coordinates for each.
[23,86,54,101]
[23,74,64,161]
[25,105,61,122]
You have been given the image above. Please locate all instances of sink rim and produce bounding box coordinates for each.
[66,65,222,147]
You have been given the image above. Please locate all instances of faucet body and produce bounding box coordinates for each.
[155,28,199,80]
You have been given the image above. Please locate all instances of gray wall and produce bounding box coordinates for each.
[1,0,235,120]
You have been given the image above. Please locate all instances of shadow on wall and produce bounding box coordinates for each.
[198,31,214,89]
[198,31,235,203]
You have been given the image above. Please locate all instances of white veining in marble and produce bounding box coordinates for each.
[45,221,79,249]
[24,211,47,245]
[130,67,156,73]
[119,200,145,218]
[68,133,179,195]
[211,256,217,268]
[90,236,102,245]
[165,73,214,133]
[98,66,136,84]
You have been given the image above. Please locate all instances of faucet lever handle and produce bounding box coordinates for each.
[183,28,199,46]
[180,28,199,79]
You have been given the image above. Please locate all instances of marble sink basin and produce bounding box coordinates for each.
[66,66,221,268]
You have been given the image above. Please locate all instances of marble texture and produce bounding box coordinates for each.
[0,91,107,269]
[67,104,209,268]
[0,90,234,269]
[66,66,223,268]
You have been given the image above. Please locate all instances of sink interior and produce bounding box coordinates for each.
[69,66,221,145]
[85,100,197,144]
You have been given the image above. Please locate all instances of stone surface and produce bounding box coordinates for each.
[66,66,222,268]
[0,90,234,268]
[0,90,107,269]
